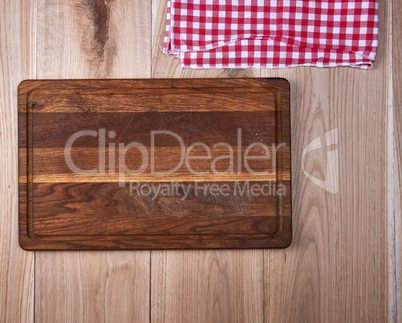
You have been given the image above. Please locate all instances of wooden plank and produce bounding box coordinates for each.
[18,147,291,181]
[35,251,150,322]
[19,90,277,113]
[35,0,151,321]
[151,250,264,322]
[0,0,35,322]
[150,0,264,321]
[24,111,279,148]
[392,0,402,320]
[25,182,288,220]
[263,2,388,322]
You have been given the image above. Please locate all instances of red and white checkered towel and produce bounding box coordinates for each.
[163,0,378,69]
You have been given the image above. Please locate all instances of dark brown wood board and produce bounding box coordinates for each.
[18,78,291,250]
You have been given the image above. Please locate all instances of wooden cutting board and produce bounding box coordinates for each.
[18,78,291,250]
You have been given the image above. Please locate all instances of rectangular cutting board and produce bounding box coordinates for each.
[18,78,291,250]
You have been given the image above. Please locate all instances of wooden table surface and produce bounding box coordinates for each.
[0,0,400,322]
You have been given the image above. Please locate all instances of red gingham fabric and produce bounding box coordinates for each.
[163,0,378,69]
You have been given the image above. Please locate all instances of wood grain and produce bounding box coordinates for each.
[151,250,264,322]
[35,251,150,322]
[392,0,402,320]
[18,78,291,249]
[262,2,389,322]
[18,146,291,181]
[34,0,151,321]
[23,111,278,148]
[0,0,35,322]
[19,89,277,113]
